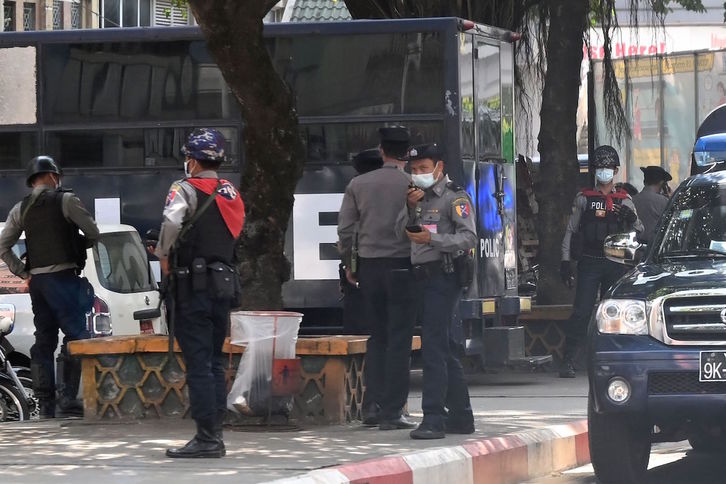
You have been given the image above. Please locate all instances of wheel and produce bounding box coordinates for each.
[15,367,39,420]
[0,382,30,421]
[588,391,651,484]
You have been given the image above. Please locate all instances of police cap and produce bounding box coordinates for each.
[26,156,61,187]
[352,148,383,174]
[405,143,443,162]
[182,128,227,163]
[640,165,672,183]
[591,145,620,168]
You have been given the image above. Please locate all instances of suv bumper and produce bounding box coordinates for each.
[590,333,726,421]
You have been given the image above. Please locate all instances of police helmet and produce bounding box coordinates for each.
[591,145,620,168]
[181,128,227,163]
[26,156,61,187]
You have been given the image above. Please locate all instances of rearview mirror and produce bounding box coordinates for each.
[604,232,646,266]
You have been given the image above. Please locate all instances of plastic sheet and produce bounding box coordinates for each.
[227,311,303,416]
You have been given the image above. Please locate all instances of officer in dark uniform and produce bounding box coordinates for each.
[397,144,478,440]
[0,156,99,418]
[339,148,384,335]
[156,129,245,458]
[338,127,417,430]
[632,166,672,244]
[559,145,643,378]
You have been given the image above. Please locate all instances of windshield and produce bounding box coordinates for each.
[694,151,726,167]
[658,185,726,258]
[93,231,154,293]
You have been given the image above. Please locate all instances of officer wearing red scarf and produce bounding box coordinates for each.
[156,128,244,458]
[559,145,643,378]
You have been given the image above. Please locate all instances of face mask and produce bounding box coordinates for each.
[411,163,441,189]
[595,168,615,184]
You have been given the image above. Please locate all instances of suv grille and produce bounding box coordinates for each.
[663,296,726,342]
[648,372,726,395]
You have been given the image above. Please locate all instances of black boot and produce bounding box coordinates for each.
[215,409,226,442]
[558,358,576,378]
[166,420,226,458]
[57,355,84,417]
[31,362,55,419]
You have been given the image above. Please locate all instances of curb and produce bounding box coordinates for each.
[264,419,589,484]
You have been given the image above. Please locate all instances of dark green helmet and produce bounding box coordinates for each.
[26,156,61,187]
[591,145,620,168]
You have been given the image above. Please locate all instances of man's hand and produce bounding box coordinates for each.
[613,204,637,225]
[345,267,359,288]
[560,260,574,288]
[407,187,424,208]
[407,226,432,244]
[159,257,170,277]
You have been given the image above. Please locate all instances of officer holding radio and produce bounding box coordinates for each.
[156,128,245,458]
[559,145,642,378]
[397,143,477,440]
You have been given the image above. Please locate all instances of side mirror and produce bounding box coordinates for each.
[604,232,646,266]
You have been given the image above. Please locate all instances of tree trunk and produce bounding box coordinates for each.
[189,1,305,310]
[535,0,587,305]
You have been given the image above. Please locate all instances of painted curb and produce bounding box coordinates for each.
[264,419,589,484]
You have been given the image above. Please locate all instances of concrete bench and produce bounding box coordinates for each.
[68,334,421,425]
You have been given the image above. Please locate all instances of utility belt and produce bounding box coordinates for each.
[411,260,446,280]
[412,251,474,289]
[172,257,240,304]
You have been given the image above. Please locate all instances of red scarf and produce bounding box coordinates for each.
[187,178,245,238]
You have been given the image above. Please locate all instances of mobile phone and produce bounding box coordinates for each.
[406,225,423,233]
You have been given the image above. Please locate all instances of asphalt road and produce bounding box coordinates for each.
[525,442,726,484]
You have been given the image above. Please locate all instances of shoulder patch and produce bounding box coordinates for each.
[165,183,182,207]
[453,197,471,219]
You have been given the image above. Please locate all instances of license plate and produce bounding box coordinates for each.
[699,351,726,382]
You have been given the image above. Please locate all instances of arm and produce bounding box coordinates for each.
[0,204,29,279]
[155,182,191,274]
[428,193,477,252]
[621,197,644,234]
[63,193,100,243]
[336,184,358,266]
[561,194,585,262]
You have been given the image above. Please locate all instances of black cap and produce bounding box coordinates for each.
[26,156,61,187]
[352,148,383,174]
[405,143,443,162]
[640,165,672,183]
[378,126,410,144]
[591,145,620,168]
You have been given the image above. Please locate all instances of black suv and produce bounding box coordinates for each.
[588,171,726,483]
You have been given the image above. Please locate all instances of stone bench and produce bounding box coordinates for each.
[68,334,421,425]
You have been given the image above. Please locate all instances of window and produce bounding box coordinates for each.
[45,127,239,168]
[476,42,501,158]
[0,132,38,169]
[153,0,189,26]
[3,2,15,32]
[42,41,239,123]
[53,0,62,30]
[22,2,36,31]
[71,0,81,28]
[658,186,726,256]
[93,231,154,293]
[101,0,151,28]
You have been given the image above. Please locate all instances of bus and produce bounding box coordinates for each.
[0,18,538,366]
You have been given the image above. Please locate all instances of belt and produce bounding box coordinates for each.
[411,260,444,279]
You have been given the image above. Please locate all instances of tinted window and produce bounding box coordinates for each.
[45,127,239,168]
[268,33,444,116]
[0,132,38,169]
[459,34,475,159]
[42,41,239,123]
[658,185,726,256]
[94,231,154,293]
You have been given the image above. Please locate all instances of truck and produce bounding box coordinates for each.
[0,18,545,368]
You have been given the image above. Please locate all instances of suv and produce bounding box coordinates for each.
[588,171,726,483]
[0,224,165,372]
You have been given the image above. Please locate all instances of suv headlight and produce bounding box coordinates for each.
[597,299,648,335]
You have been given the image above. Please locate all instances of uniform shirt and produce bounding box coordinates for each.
[338,163,411,261]
[396,175,477,264]
[0,185,99,278]
[561,187,643,261]
[632,185,669,243]
[156,170,218,259]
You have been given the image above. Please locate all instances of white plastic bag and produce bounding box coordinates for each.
[227,311,302,416]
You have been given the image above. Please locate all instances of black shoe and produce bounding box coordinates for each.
[361,404,380,426]
[56,396,84,417]
[166,421,226,458]
[559,360,576,378]
[378,416,417,430]
[38,400,55,419]
[410,422,445,440]
[445,419,475,434]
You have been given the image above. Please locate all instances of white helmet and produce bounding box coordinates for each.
[0,316,13,335]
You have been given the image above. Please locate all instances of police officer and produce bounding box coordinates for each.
[338,127,417,430]
[397,144,478,440]
[339,148,384,335]
[632,166,672,244]
[559,145,643,378]
[0,156,99,418]
[156,129,245,458]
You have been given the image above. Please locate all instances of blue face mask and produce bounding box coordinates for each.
[595,168,615,184]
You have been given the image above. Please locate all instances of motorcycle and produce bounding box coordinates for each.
[0,315,34,421]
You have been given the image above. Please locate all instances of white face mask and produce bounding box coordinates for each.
[595,168,615,184]
[411,172,436,189]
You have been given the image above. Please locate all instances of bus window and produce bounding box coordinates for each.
[0,132,37,169]
[476,41,501,159]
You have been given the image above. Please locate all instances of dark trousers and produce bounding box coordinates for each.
[417,271,471,427]
[28,270,90,401]
[358,257,416,420]
[174,291,230,424]
[562,256,627,358]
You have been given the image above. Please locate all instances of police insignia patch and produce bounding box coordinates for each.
[454,198,470,218]
[165,187,179,207]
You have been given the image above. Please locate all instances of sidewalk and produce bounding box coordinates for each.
[0,370,589,483]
